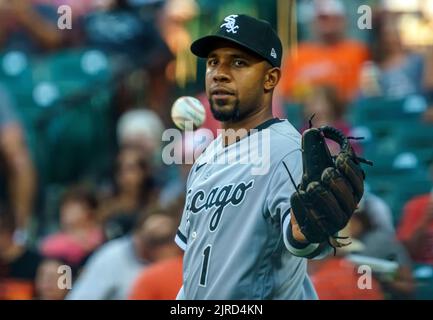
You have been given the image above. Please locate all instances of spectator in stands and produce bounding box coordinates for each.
[0,84,36,242]
[99,145,158,240]
[0,212,42,300]
[128,213,182,300]
[279,0,369,104]
[360,191,395,234]
[151,0,198,121]
[301,85,361,155]
[159,128,212,209]
[35,256,75,300]
[66,213,178,300]
[158,0,197,56]
[309,256,385,300]
[348,207,414,299]
[397,166,433,266]
[81,0,173,116]
[82,0,169,61]
[33,0,98,19]
[360,15,426,99]
[39,186,104,267]
[0,0,63,52]
[116,109,165,165]
[128,249,182,300]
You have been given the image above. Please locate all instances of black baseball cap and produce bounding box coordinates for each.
[191,14,283,68]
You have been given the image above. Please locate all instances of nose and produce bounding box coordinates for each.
[212,63,231,83]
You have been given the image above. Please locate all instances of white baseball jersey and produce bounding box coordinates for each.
[175,118,332,299]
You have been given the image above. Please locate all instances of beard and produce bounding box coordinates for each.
[209,97,242,122]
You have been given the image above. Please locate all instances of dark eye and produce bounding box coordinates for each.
[233,59,247,67]
[207,58,218,67]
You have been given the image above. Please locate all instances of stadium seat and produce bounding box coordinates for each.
[392,124,433,165]
[284,103,303,130]
[363,151,431,224]
[361,123,433,168]
[1,49,115,187]
[379,181,431,224]
[0,51,33,89]
[413,264,433,300]
[45,92,114,184]
[349,95,427,124]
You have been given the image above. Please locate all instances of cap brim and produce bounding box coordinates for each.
[190,34,266,62]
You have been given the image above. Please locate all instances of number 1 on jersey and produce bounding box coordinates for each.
[199,245,212,287]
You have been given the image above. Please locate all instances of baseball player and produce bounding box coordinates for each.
[175,14,367,299]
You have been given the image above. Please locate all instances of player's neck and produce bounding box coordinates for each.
[221,107,273,146]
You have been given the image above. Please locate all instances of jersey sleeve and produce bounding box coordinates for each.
[176,285,186,300]
[265,149,333,259]
[265,149,302,221]
[175,206,189,251]
[174,164,196,251]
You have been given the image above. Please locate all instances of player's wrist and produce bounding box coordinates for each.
[291,225,308,243]
[289,213,308,243]
[288,222,309,247]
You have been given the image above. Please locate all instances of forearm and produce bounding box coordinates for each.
[16,9,62,50]
[9,156,36,230]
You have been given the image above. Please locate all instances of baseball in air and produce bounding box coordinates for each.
[171,96,206,131]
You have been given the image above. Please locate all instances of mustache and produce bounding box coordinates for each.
[209,87,236,96]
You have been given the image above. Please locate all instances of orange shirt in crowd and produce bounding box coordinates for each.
[0,279,34,300]
[129,255,183,300]
[311,257,385,300]
[279,40,369,102]
[397,194,433,265]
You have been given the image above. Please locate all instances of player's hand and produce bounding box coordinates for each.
[289,125,372,245]
[290,210,308,243]
[291,210,352,247]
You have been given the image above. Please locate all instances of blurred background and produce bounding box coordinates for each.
[0,0,433,300]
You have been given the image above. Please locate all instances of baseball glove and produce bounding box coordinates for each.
[287,121,372,248]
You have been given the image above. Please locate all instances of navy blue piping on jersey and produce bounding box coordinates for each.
[177,230,187,245]
[287,221,330,259]
[281,207,291,226]
[253,117,284,131]
[224,117,285,147]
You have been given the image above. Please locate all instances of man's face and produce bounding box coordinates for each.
[205,42,270,122]
[314,14,345,44]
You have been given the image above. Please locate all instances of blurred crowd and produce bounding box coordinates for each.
[0,0,433,300]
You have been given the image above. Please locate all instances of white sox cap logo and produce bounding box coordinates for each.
[220,14,239,34]
[270,48,277,59]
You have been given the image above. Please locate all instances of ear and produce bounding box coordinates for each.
[264,67,281,92]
